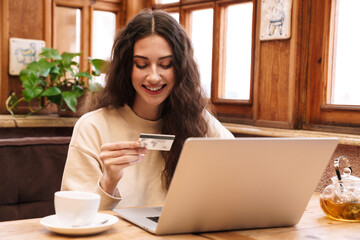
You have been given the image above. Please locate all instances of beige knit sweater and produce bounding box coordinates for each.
[61,105,234,210]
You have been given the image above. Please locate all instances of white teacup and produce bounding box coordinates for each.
[54,191,100,227]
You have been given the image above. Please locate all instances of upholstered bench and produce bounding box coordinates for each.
[0,136,71,221]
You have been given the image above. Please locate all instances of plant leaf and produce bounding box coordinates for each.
[42,87,62,97]
[40,47,62,60]
[62,91,77,112]
[22,72,40,89]
[89,58,109,76]
[76,72,92,79]
[19,68,36,82]
[61,52,82,67]
[64,67,75,77]
[49,66,61,81]
[72,85,84,97]
[47,94,62,106]
[23,87,43,101]
[36,58,55,77]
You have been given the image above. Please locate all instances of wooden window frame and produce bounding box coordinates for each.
[153,0,256,122]
[212,0,255,121]
[52,0,124,73]
[303,0,360,134]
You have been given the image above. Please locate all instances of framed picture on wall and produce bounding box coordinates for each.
[9,38,45,76]
[260,0,292,41]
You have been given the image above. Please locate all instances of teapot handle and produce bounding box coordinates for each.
[334,156,352,188]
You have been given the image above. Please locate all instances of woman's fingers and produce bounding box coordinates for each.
[102,153,144,166]
[101,141,141,151]
[99,141,146,195]
[99,140,147,166]
[99,147,145,160]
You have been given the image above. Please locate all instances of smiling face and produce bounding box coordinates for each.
[131,34,175,120]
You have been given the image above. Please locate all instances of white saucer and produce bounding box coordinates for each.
[40,213,118,236]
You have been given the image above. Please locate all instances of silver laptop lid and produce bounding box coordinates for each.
[155,137,338,235]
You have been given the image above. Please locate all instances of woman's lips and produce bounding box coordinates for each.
[142,85,166,95]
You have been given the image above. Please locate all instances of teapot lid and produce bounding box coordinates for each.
[333,156,360,188]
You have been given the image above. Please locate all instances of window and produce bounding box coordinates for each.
[224,3,253,100]
[329,0,360,105]
[189,8,214,98]
[92,10,116,86]
[53,0,124,74]
[303,0,360,134]
[153,0,255,118]
[54,6,81,53]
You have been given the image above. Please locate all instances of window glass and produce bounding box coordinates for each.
[54,6,81,53]
[169,12,179,22]
[191,9,214,98]
[331,0,360,105]
[223,3,253,100]
[92,10,116,86]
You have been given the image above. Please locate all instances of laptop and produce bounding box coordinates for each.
[114,137,338,235]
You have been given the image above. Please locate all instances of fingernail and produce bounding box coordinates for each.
[139,153,145,159]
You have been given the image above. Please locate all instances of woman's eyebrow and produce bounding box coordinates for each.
[132,55,172,60]
[159,55,172,60]
[133,55,147,59]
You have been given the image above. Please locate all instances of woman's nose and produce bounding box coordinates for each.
[147,65,161,83]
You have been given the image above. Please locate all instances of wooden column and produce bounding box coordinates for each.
[126,0,149,22]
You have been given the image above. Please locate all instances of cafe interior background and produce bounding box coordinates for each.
[1,0,360,221]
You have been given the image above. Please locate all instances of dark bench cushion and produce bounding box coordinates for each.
[0,136,70,221]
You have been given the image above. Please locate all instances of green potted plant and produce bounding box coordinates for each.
[5,47,107,117]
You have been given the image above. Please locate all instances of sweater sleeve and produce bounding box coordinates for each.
[61,145,121,210]
[204,110,234,138]
[60,112,121,210]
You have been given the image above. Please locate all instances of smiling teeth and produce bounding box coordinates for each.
[146,86,162,91]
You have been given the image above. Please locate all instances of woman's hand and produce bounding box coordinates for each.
[99,141,147,196]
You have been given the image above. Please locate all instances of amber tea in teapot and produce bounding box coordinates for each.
[320,198,360,221]
[320,156,360,222]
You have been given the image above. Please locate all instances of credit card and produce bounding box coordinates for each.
[139,133,175,151]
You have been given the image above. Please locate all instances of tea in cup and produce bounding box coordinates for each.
[54,191,100,227]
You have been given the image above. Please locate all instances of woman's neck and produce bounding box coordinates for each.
[132,100,162,121]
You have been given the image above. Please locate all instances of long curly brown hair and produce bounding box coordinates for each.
[94,9,209,189]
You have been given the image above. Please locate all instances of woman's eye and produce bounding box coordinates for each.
[159,62,172,69]
[135,63,148,69]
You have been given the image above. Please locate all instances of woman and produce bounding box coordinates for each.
[61,9,234,210]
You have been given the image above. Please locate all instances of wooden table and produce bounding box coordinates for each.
[1,194,359,240]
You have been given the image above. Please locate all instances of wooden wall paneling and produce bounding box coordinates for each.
[256,39,291,124]
[4,0,46,114]
[252,0,261,124]
[81,4,90,72]
[304,0,324,126]
[287,0,304,129]
[211,2,224,101]
[53,0,88,8]
[0,1,1,111]
[297,0,312,129]
[126,0,148,22]
[44,0,52,47]
[253,0,305,129]
[287,0,298,128]
[0,0,8,113]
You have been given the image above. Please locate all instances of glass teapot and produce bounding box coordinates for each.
[320,156,360,222]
